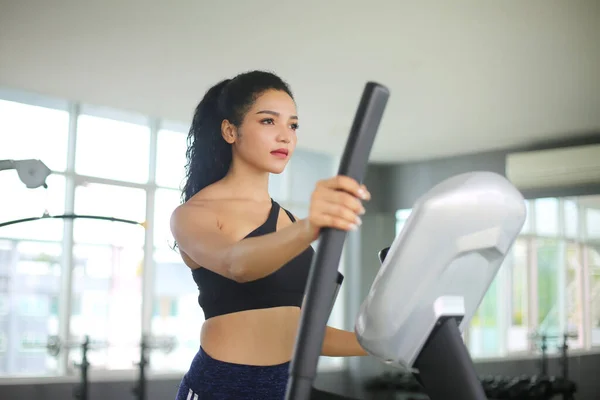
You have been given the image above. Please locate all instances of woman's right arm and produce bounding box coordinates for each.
[170,175,370,283]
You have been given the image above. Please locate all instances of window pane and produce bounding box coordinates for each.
[156,129,187,189]
[269,170,289,203]
[520,201,533,234]
[0,239,62,376]
[75,115,150,183]
[564,199,579,239]
[508,239,529,352]
[0,164,65,375]
[73,183,146,247]
[0,100,69,172]
[565,243,584,349]
[468,277,502,358]
[535,198,559,236]
[152,189,203,372]
[536,238,563,350]
[70,244,143,370]
[154,188,181,249]
[289,150,333,204]
[0,173,66,241]
[588,245,600,346]
[282,204,309,221]
[586,208,600,240]
[395,209,412,236]
[70,183,145,370]
[150,248,204,372]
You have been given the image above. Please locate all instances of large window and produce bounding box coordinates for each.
[588,245,600,346]
[70,183,146,370]
[269,169,289,203]
[0,109,68,376]
[75,114,150,183]
[508,239,529,352]
[587,208,600,240]
[536,239,562,328]
[288,149,334,204]
[156,128,187,190]
[0,173,66,242]
[152,127,195,370]
[535,198,560,237]
[468,277,503,358]
[395,209,412,236]
[565,242,584,349]
[0,99,70,172]
[150,188,204,372]
[584,201,600,346]
[395,195,600,359]
[0,239,62,375]
[564,199,579,239]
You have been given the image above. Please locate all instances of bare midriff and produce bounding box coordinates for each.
[200,306,302,365]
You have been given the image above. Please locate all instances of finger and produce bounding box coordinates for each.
[317,189,365,216]
[314,198,363,227]
[312,213,359,232]
[359,184,371,201]
[322,176,368,200]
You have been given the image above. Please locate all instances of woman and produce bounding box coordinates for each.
[171,70,370,399]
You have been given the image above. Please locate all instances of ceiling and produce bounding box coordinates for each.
[1,0,599,163]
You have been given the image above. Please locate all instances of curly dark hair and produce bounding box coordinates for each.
[182,70,294,203]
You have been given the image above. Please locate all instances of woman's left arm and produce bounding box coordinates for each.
[290,210,366,358]
[299,297,366,357]
[321,326,369,357]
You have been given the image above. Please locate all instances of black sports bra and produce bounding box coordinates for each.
[191,199,315,319]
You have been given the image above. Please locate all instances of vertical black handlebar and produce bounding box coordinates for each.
[284,82,390,400]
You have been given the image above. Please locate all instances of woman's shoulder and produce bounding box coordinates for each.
[175,188,261,227]
[171,186,225,230]
[181,182,229,210]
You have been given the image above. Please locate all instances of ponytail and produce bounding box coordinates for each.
[182,79,231,202]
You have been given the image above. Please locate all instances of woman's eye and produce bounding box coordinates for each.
[260,118,298,131]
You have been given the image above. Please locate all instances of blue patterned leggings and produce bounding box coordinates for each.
[176,347,290,400]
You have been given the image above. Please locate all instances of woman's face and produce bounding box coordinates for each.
[225,89,299,174]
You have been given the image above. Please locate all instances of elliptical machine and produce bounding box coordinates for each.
[284,82,527,400]
[356,170,526,400]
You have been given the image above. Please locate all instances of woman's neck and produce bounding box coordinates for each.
[221,159,271,202]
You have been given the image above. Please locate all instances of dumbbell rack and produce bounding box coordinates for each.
[530,331,578,400]
[131,335,177,400]
[131,334,149,400]
[72,336,91,400]
[45,334,107,400]
[366,330,579,400]
[40,334,176,400]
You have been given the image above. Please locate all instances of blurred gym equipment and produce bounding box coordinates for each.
[0,158,52,189]
[0,212,145,229]
[357,171,526,400]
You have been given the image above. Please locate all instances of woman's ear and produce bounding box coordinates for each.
[221,120,237,144]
